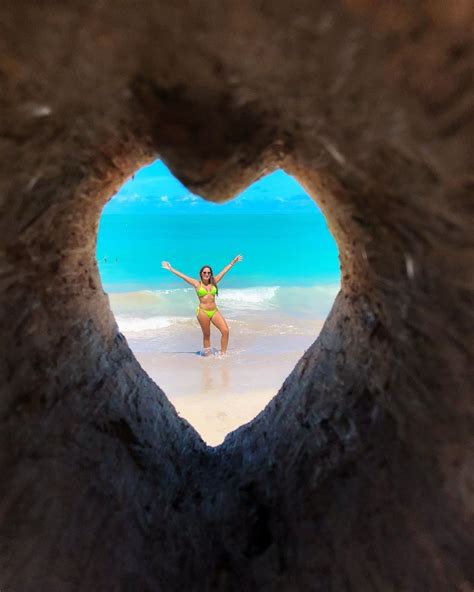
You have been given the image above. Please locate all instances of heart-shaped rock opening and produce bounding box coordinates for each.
[1,3,472,590]
[97,160,340,444]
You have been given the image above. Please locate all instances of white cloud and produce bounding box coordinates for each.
[180,193,200,202]
[115,192,141,203]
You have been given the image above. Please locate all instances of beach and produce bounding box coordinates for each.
[98,207,340,445]
[109,287,332,445]
[132,346,319,447]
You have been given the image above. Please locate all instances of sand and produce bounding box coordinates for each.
[132,323,323,446]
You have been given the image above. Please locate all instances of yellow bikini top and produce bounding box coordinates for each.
[196,282,217,297]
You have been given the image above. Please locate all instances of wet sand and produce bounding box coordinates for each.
[130,320,324,445]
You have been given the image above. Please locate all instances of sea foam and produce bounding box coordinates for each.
[109,283,340,320]
[116,315,179,333]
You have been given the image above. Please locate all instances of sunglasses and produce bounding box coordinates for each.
[202,271,211,275]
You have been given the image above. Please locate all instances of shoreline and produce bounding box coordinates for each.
[132,328,321,446]
[106,284,333,445]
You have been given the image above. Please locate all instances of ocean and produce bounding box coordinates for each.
[97,211,339,295]
[96,210,340,444]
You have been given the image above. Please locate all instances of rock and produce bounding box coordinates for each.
[0,2,472,590]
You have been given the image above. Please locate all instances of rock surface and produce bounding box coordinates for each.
[0,1,473,590]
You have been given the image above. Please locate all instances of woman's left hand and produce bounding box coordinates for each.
[233,254,243,264]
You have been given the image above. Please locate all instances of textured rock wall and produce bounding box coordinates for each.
[0,1,473,590]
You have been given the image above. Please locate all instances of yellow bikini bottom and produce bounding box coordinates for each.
[196,306,218,320]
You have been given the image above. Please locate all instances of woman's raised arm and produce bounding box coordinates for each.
[161,261,199,288]
[214,254,243,283]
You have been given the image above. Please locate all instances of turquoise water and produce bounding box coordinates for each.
[96,191,341,344]
[96,212,340,292]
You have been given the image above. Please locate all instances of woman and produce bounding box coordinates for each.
[161,255,243,356]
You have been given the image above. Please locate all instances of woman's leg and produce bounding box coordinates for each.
[211,311,229,354]
[196,308,212,351]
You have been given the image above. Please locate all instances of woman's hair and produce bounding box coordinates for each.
[199,265,218,295]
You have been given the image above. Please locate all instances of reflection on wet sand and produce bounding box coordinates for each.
[200,361,230,394]
[128,317,325,446]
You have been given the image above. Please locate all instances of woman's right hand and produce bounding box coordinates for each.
[161,261,172,271]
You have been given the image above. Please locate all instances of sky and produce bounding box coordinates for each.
[102,159,320,215]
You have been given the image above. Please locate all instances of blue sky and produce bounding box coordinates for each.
[102,159,319,215]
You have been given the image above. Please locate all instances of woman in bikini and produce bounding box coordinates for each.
[161,255,243,356]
